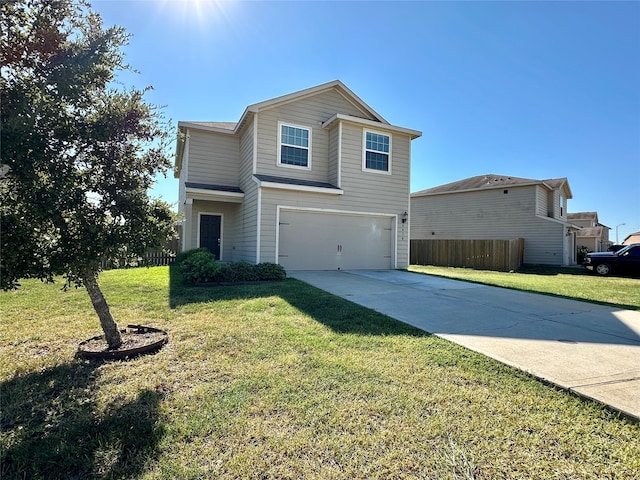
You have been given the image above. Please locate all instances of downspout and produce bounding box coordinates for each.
[254,113,261,263]
[337,121,342,189]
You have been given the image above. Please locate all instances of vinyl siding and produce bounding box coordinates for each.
[545,188,566,220]
[234,120,258,263]
[328,126,339,186]
[536,185,548,217]
[254,90,374,183]
[526,219,565,264]
[177,137,188,220]
[186,129,240,187]
[340,123,410,211]
[410,186,566,265]
[256,124,412,268]
[576,237,599,252]
[339,124,411,267]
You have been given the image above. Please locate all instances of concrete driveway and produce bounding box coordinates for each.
[289,270,640,421]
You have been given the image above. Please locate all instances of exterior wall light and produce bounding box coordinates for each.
[401,211,408,224]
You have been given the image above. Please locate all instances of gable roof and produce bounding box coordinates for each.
[176,80,405,177]
[178,80,388,137]
[411,174,572,198]
[567,212,598,222]
[243,80,388,124]
[623,232,640,245]
[187,121,236,131]
[576,226,606,238]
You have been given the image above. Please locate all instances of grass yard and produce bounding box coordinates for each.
[409,265,640,311]
[1,266,639,479]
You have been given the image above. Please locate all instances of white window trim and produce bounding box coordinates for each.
[362,129,392,175]
[277,121,312,170]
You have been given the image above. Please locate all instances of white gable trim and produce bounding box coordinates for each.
[177,121,236,134]
[337,122,343,188]
[256,187,262,263]
[245,80,387,122]
[252,114,258,175]
[322,113,422,139]
[185,187,244,203]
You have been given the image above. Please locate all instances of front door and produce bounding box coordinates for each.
[199,214,221,260]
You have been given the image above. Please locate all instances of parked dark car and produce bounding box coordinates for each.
[583,243,640,276]
[607,244,626,252]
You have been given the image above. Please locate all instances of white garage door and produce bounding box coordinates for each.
[278,210,393,270]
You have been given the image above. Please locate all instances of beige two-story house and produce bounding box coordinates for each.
[410,174,578,265]
[175,81,422,271]
[566,212,611,252]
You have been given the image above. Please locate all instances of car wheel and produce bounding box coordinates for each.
[595,263,612,276]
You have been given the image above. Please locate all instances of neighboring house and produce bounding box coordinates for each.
[410,174,578,266]
[623,231,640,245]
[175,80,421,271]
[566,212,611,252]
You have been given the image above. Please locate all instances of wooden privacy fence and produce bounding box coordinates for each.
[100,249,176,270]
[144,248,176,266]
[410,239,525,272]
[101,238,179,270]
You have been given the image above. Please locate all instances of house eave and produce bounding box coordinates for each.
[322,113,422,139]
[253,175,344,195]
[411,182,543,197]
[174,127,187,178]
[535,214,577,228]
[243,80,388,124]
[177,121,237,135]
[185,187,245,204]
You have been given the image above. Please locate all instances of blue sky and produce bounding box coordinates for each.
[93,0,640,243]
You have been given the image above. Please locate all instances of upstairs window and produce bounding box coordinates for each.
[279,123,311,168]
[363,130,391,173]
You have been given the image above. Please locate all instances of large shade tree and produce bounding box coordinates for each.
[1,0,175,348]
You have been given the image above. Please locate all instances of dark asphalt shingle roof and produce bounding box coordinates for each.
[412,174,569,196]
[185,182,243,193]
[254,174,340,190]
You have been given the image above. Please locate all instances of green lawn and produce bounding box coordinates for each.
[409,264,640,311]
[1,266,638,479]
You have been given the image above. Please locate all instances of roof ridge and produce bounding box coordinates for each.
[412,173,571,197]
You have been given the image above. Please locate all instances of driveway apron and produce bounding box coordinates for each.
[290,270,640,421]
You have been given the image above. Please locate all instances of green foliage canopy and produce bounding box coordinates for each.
[0,0,175,290]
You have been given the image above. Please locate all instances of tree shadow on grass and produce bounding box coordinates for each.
[169,264,428,337]
[518,264,640,279]
[517,265,591,276]
[1,361,165,480]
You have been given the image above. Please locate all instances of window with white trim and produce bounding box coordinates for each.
[278,123,311,168]
[363,130,391,172]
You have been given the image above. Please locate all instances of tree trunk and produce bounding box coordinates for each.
[83,269,122,349]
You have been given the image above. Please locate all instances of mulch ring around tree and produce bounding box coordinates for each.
[77,325,168,360]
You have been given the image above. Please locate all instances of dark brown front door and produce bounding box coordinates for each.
[200,214,221,260]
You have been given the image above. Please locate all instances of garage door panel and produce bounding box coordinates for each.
[279,211,392,271]
[279,221,336,270]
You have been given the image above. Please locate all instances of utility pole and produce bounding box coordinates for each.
[615,223,626,244]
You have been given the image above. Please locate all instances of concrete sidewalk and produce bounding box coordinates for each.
[290,270,640,421]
